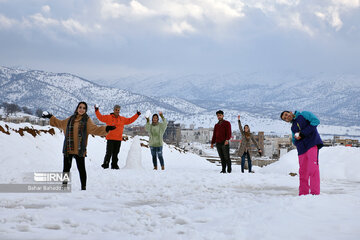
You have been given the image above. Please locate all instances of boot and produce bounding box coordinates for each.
[153,166,157,170]
[81,186,86,190]
[101,161,109,169]
[111,160,119,169]
[161,166,165,170]
[111,165,120,169]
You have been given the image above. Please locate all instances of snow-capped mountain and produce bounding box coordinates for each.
[1,66,359,131]
[0,66,203,120]
[104,72,360,126]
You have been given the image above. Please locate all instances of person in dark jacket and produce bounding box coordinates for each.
[211,110,232,173]
[237,115,262,173]
[281,110,323,195]
[42,102,116,190]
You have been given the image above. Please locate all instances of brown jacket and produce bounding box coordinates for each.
[237,119,260,158]
[50,115,107,156]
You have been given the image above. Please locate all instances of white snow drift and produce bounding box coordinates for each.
[0,121,359,240]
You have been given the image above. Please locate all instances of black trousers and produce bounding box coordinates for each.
[216,142,232,173]
[63,154,86,188]
[103,140,122,166]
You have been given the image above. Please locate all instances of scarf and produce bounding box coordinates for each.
[63,114,88,157]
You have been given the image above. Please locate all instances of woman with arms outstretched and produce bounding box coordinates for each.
[42,102,115,190]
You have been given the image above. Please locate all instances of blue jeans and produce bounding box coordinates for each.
[150,146,164,168]
[241,151,252,173]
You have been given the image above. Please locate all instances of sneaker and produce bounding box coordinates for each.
[161,166,165,170]
[101,163,109,169]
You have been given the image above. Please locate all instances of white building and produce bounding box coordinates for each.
[181,127,213,144]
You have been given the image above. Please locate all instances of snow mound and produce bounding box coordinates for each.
[260,146,360,181]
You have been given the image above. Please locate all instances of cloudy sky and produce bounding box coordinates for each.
[0,0,359,81]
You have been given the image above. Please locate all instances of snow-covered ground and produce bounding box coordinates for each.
[0,121,360,240]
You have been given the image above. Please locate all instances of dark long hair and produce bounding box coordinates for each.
[244,124,251,139]
[74,102,88,116]
[152,114,159,125]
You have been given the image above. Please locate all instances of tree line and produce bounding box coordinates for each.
[1,102,43,117]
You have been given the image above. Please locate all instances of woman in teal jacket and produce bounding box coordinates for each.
[145,111,168,170]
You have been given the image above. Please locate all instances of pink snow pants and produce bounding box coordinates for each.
[298,145,320,195]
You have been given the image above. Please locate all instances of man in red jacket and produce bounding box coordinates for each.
[95,104,140,169]
[211,110,232,173]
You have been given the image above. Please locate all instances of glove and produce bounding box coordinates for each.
[137,110,141,116]
[42,111,53,119]
[94,104,99,111]
[105,126,116,132]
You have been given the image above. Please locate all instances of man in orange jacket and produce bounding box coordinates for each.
[95,104,141,169]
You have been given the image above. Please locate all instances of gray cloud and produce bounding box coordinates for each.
[0,0,359,81]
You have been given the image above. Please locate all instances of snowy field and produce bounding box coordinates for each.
[0,121,360,240]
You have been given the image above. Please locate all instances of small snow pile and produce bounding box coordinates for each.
[123,136,143,169]
[318,146,360,181]
[259,149,299,175]
[260,146,360,181]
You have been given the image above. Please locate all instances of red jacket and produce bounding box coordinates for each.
[95,110,139,141]
[211,120,232,144]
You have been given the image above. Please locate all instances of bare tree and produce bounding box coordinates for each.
[22,106,33,115]
[4,103,21,116]
[35,108,43,118]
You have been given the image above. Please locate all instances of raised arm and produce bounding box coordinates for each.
[159,113,168,130]
[122,113,140,125]
[238,115,244,135]
[145,118,150,132]
[95,108,108,123]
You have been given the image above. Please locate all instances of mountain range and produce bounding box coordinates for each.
[1,66,359,129]
[102,72,360,126]
[0,66,205,121]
